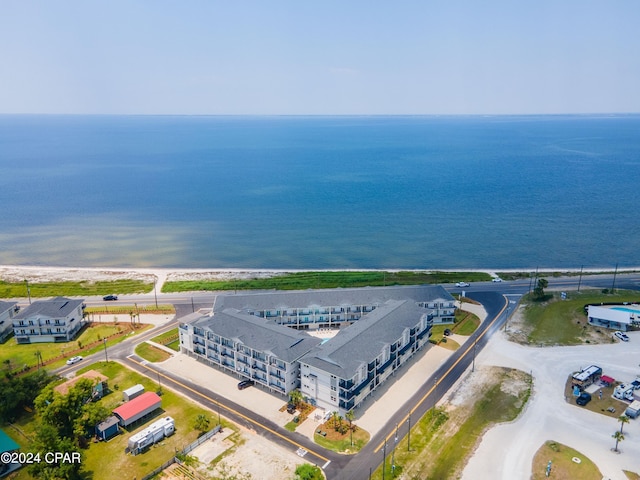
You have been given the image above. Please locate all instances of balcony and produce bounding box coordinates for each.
[253,363,266,373]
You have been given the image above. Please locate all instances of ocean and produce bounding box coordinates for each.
[0,114,639,269]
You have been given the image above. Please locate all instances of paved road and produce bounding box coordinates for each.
[52,273,640,479]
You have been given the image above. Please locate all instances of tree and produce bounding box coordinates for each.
[331,411,343,432]
[289,389,303,407]
[345,410,355,446]
[618,414,629,434]
[194,413,211,434]
[74,402,110,443]
[612,430,624,452]
[28,423,84,480]
[532,278,549,300]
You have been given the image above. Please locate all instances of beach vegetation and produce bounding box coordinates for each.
[161,270,492,293]
[0,278,153,299]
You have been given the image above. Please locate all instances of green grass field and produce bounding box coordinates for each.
[0,324,145,372]
[0,279,153,298]
[161,270,493,293]
[135,342,173,363]
[522,289,640,346]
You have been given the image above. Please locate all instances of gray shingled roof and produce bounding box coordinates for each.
[214,284,453,313]
[13,297,84,320]
[300,299,429,378]
[0,301,17,314]
[193,309,322,363]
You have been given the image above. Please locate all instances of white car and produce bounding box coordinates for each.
[66,356,83,365]
[492,277,502,282]
[455,282,470,288]
[614,331,629,342]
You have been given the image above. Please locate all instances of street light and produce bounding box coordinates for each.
[407,414,411,452]
[103,338,108,363]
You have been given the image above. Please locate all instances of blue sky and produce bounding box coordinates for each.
[2,1,639,114]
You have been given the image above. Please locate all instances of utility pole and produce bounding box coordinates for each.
[407,413,411,452]
[103,338,108,363]
[382,440,387,480]
[472,337,477,372]
[611,263,618,294]
[153,278,158,308]
[25,279,31,304]
[577,265,583,292]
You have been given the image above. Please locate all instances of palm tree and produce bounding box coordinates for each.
[332,411,342,432]
[612,430,625,452]
[289,389,303,407]
[618,414,629,434]
[345,410,355,446]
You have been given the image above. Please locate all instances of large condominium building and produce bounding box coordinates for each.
[12,297,85,344]
[0,301,19,343]
[179,285,456,414]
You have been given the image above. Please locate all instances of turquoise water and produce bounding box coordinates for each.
[612,307,640,313]
[1,115,639,269]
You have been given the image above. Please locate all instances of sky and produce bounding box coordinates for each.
[1,1,639,115]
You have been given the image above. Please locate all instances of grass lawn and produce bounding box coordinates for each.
[135,342,173,362]
[0,279,153,298]
[161,270,492,293]
[85,304,175,315]
[150,327,180,352]
[531,441,602,480]
[0,323,150,372]
[436,337,460,351]
[314,421,370,454]
[2,361,224,480]
[77,362,222,480]
[522,290,640,346]
[373,367,532,479]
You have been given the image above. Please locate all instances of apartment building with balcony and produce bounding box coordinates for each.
[179,310,322,395]
[0,301,19,343]
[179,285,455,408]
[12,297,85,344]
[299,299,433,414]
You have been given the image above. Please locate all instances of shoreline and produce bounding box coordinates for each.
[1,264,638,289]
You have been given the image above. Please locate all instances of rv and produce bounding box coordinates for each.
[127,416,175,454]
[614,383,635,401]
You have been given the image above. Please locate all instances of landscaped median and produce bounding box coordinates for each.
[531,441,602,479]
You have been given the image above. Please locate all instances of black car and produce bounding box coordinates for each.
[576,392,591,406]
[286,403,297,414]
[443,328,452,336]
[237,379,254,390]
[103,294,118,301]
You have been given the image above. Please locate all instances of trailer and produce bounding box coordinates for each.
[625,400,640,419]
[127,416,175,454]
[614,383,634,401]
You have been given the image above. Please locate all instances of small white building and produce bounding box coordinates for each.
[12,297,85,343]
[122,384,145,402]
[587,305,639,332]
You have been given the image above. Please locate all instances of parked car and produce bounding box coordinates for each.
[237,379,254,390]
[455,282,470,287]
[614,331,629,342]
[576,392,592,406]
[492,277,502,282]
[66,356,83,365]
[103,294,118,301]
[286,403,297,414]
[443,328,452,336]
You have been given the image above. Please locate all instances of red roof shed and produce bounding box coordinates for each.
[113,391,162,427]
